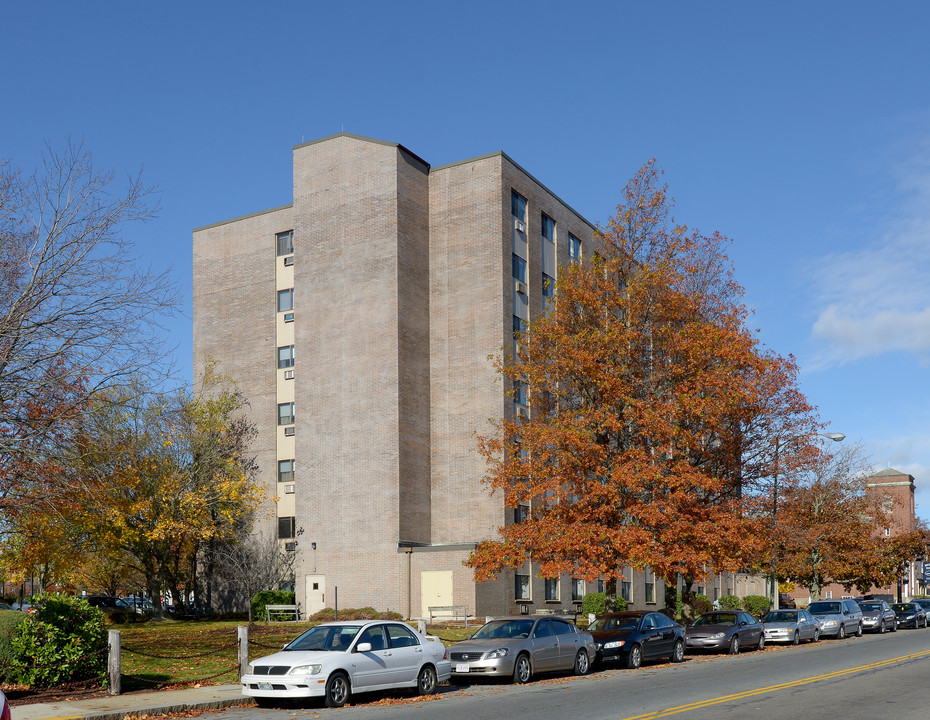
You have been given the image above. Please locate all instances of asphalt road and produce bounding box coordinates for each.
[213,628,930,720]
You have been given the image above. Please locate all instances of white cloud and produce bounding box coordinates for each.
[806,137,930,370]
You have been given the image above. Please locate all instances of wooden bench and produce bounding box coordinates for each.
[428,605,470,626]
[265,604,301,622]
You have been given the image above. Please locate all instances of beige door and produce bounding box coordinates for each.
[305,575,326,615]
[420,570,453,619]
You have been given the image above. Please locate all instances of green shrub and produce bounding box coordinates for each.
[692,594,712,615]
[308,607,403,621]
[581,592,627,617]
[742,595,771,619]
[718,594,741,611]
[10,596,107,687]
[251,590,297,621]
[0,609,28,683]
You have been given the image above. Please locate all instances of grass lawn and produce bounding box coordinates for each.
[116,619,477,690]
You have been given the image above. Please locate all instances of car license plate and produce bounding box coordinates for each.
[258,682,273,690]
[455,664,470,673]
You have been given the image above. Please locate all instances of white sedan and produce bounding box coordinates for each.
[242,620,451,708]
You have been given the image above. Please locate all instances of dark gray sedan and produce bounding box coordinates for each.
[449,616,595,684]
[858,600,897,633]
[685,611,765,654]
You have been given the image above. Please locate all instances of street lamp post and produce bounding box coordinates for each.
[770,431,845,611]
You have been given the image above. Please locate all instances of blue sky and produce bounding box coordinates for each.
[4,2,930,516]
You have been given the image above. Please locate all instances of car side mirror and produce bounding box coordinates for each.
[356,642,372,653]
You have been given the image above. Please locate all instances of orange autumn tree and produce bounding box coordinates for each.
[776,444,927,600]
[468,161,817,600]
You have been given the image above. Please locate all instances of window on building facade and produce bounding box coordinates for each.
[541,214,555,242]
[542,273,555,301]
[569,234,581,262]
[515,574,530,600]
[278,516,296,539]
[277,288,294,312]
[514,504,529,523]
[512,191,527,222]
[595,579,605,594]
[571,578,584,602]
[825,590,833,599]
[545,578,559,601]
[278,459,295,484]
[276,230,294,256]
[278,402,295,426]
[513,379,528,406]
[513,315,526,340]
[621,575,632,603]
[644,568,655,603]
[277,345,295,369]
[512,253,527,284]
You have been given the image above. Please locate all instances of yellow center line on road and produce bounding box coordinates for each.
[619,648,930,720]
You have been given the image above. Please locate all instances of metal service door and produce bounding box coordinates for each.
[305,575,326,615]
[420,570,453,619]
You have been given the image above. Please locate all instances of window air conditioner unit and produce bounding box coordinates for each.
[514,219,526,233]
[283,256,295,266]
[284,426,295,436]
[516,405,530,419]
[285,484,295,494]
[514,342,523,355]
[515,281,527,295]
[285,541,297,552]
[284,369,295,380]
[284,312,294,323]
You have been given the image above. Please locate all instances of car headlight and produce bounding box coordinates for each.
[711,632,725,639]
[289,664,323,675]
[485,647,510,659]
[603,640,625,649]
[822,620,837,627]
[903,614,915,619]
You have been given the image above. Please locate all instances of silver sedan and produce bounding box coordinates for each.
[762,609,820,644]
[448,616,595,683]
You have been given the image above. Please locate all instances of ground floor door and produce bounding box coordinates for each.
[420,570,453,619]
[304,575,326,616]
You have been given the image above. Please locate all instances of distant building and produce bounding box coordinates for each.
[193,133,598,617]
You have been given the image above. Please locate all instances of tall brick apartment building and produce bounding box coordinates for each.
[193,133,598,618]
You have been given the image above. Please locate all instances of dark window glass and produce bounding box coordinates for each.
[511,191,527,222]
[277,516,295,539]
[276,231,294,256]
[512,254,527,283]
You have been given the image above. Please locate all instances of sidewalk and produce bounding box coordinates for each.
[11,684,247,720]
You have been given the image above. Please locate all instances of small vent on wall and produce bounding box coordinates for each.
[284,312,294,323]
[514,342,523,355]
[515,281,527,295]
[284,369,295,380]
[516,405,530,419]
[285,484,295,494]
[284,426,295,436]
[283,256,295,266]
[514,219,526,233]
[285,541,297,552]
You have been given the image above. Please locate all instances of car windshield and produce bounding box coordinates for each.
[589,614,641,632]
[763,611,798,623]
[891,604,914,613]
[859,602,883,611]
[807,602,842,614]
[286,625,361,651]
[692,613,737,627]
[471,619,535,639]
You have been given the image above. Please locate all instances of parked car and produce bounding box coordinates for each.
[890,602,928,629]
[1,688,10,720]
[779,593,797,609]
[761,609,820,644]
[684,611,765,654]
[121,595,155,615]
[241,620,450,708]
[857,600,897,633]
[588,611,685,668]
[448,615,595,683]
[912,598,930,614]
[85,595,134,613]
[0,602,14,611]
[807,599,863,639]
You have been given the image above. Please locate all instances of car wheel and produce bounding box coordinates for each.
[812,628,820,643]
[627,644,643,669]
[793,630,800,645]
[856,623,863,637]
[891,620,898,632]
[670,639,685,663]
[880,621,886,634]
[324,672,350,708]
[417,665,437,695]
[838,624,846,639]
[574,649,590,676]
[728,636,740,655]
[512,653,532,684]
[757,633,765,651]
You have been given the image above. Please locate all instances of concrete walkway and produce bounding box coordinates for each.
[10,684,246,720]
